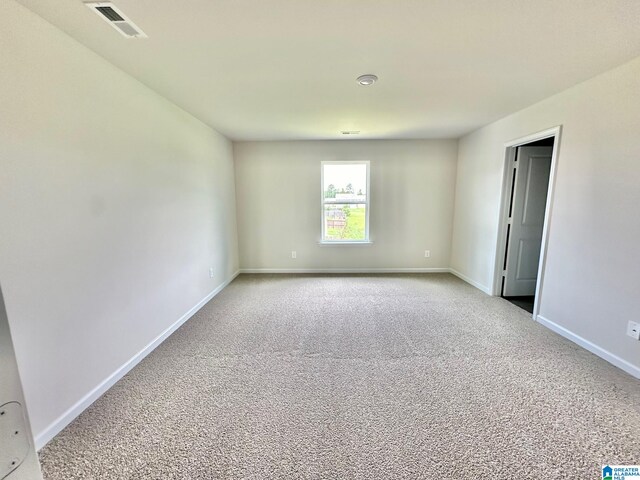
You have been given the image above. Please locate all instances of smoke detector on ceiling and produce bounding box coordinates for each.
[85,2,147,38]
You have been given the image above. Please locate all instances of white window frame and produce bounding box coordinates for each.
[320,160,371,244]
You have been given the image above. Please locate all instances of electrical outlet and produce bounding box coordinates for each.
[291,251,297,259]
[209,267,214,278]
[424,250,430,258]
[627,321,640,340]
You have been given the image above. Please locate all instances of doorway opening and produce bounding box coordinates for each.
[493,127,561,318]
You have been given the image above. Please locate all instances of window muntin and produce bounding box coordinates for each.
[321,162,369,242]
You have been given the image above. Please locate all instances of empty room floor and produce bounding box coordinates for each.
[39,274,640,479]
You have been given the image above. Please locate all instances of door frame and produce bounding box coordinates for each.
[492,126,562,319]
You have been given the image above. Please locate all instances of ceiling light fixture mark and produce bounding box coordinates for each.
[356,74,378,86]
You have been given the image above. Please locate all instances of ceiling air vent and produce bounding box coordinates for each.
[85,2,147,38]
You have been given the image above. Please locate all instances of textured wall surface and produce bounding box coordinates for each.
[235,140,458,270]
[0,0,239,443]
[451,56,640,371]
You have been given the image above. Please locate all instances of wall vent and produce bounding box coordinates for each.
[85,2,147,38]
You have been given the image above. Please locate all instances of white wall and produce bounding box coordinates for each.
[234,140,458,271]
[451,56,640,374]
[0,0,239,446]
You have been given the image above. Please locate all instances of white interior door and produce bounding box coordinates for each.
[503,146,552,297]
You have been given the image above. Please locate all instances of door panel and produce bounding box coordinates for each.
[503,146,552,297]
[515,238,542,280]
[522,158,551,226]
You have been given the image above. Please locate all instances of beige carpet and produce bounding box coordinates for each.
[39,274,640,479]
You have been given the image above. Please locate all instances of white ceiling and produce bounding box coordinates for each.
[16,0,640,140]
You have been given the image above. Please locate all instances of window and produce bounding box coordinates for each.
[321,161,370,242]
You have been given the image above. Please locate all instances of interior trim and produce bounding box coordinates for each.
[34,270,240,450]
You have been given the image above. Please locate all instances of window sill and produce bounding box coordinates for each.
[318,241,373,246]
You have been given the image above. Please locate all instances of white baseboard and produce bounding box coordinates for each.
[448,268,492,295]
[536,314,640,380]
[239,268,451,274]
[35,270,240,450]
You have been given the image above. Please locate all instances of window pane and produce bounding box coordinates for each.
[323,164,367,200]
[324,204,366,241]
